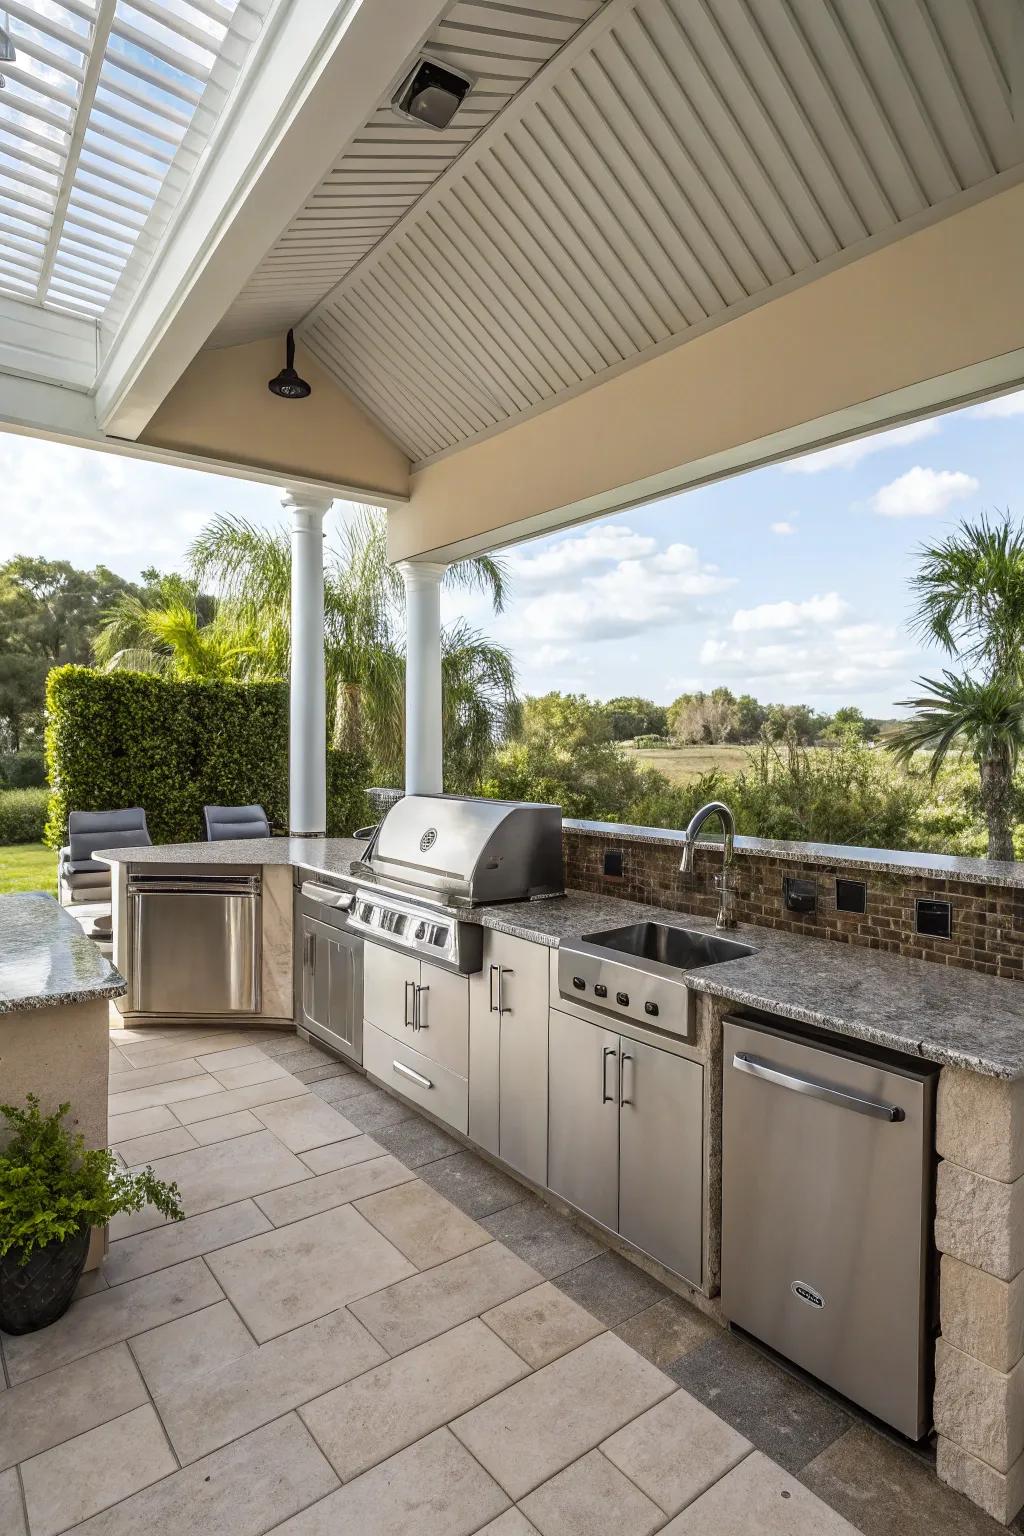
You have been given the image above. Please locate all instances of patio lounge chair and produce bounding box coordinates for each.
[203,804,271,840]
[58,809,151,939]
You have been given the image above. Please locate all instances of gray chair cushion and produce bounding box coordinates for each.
[68,808,150,865]
[203,805,270,841]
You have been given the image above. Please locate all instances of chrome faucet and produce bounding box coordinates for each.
[678,801,737,929]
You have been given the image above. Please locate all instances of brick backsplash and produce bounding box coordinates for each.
[563,829,1024,982]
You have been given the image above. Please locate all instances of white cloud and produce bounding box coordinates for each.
[782,419,939,474]
[700,621,909,696]
[731,593,848,632]
[505,523,656,592]
[970,390,1024,419]
[869,466,979,519]
[770,520,796,535]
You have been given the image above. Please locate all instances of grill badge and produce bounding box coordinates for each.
[791,1281,825,1309]
[419,827,437,852]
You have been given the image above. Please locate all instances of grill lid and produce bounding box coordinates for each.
[361,794,563,906]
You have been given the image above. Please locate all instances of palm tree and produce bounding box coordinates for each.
[93,579,261,682]
[888,514,1024,860]
[188,505,515,784]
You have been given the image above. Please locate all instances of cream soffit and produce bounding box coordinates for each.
[288,0,1022,465]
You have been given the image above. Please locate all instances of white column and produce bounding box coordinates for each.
[399,561,447,796]
[284,491,331,835]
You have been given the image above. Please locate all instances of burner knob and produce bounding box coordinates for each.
[594,984,608,999]
[645,1001,659,1017]
[616,991,630,1007]
[572,976,586,991]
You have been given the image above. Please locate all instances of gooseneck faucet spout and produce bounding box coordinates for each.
[679,801,737,929]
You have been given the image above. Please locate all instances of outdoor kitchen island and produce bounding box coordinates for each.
[98,826,1024,1525]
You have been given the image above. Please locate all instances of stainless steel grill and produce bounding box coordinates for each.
[349,794,563,973]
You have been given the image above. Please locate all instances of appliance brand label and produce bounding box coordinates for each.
[791,1281,825,1309]
[419,828,437,851]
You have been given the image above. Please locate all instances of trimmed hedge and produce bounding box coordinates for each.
[44,668,290,848]
[327,747,373,838]
[0,788,49,844]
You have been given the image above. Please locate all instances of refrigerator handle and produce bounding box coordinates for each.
[732,1052,905,1122]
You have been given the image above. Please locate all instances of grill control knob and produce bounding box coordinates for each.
[594,983,608,999]
[616,991,629,1007]
[645,1001,659,1017]
[572,976,586,990]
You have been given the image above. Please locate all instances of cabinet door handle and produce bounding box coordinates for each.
[414,984,429,1031]
[393,1059,432,1091]
[404,979,415,1029]
[498,967,513,1015]
[489,963,499,1014]
[602,1046,616,1103]
[619,1051,633,1107]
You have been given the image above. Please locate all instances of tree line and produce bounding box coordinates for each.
[598,691,888,746]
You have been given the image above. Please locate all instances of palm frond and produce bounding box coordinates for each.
[886,669,1024,778]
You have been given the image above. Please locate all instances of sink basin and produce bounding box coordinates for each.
[581,921,754,970]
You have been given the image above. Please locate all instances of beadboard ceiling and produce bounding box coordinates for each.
[217,0,1022,465]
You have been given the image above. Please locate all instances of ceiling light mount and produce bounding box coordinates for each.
[392,54,474,131]
[268,329,311,400]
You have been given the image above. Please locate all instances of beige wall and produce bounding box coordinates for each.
[142,335,410,502]
[391,180,1024,561]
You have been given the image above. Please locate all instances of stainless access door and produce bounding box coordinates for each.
[721,1017,937,1440]
[548,1006,619,1231]
[295,881,363,1065]
[619,1038,703,1285]
[130,876,261,1015]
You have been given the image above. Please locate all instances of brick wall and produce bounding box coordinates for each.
[563,828,1024,982]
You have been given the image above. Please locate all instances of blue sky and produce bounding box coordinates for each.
[1,387,1021,718]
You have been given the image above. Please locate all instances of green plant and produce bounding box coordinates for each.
[0,787,49,844]
[0,1096,183,1262]
[0,751,46,788]
[327,747,373,836]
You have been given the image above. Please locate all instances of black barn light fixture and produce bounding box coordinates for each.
[392,55,473,131]
[268,329,311,399]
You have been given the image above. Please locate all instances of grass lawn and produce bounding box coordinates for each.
[622,743,753,783]
[0,842,57,896]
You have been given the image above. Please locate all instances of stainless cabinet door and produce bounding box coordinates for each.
[468,961,500,1157]
[548,1006,618,1231]
[618,1038,704,1283]
[493,930,549,1186]
[363,941,419,1040]
[415,961,469,1076]
[301,915,362,1057]
[132,891,259,1014]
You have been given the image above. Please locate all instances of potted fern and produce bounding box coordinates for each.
[0,1095,184,1335]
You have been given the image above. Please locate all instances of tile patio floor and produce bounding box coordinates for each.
[0,1020,1015,1535]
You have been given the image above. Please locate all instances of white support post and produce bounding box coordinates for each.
[284,491,331,835]
[400,561,447,796]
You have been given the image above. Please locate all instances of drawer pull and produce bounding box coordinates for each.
[393,1059,433,1091]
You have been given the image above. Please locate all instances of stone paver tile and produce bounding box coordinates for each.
[267,1426,508,1536]
[294,1062,351,1085]
[107,1074,224,1115]
[130,1299,256,1399]
[254,1035,310,1059]
[481,1198,604,1278]
[106,1104,177,1143]
[20,1404,176,1536]
[553,1251,669,1327]
[254,1154,413,1226]
[115,1126,197,1165]
[2,1258,222,1384]
[110,1026,164,1042]
[68,1413,338,1536]
[194,1045,266,1070]
[253,1095,360,1152]
[173,1075,307,1125]
[476,1513,539,1536]
[0,1344,146,1471]
[210,1058,291,1089]
[601,1388,751,1517]
[300,1318,528,1482]
[309,1072,376,1107]
[265,1045,339,1074]
[355,1179,491,1268]
[662,1450,860,1535]
[801,1422,1009,1536]
[74,1269,108,1299]
[451,1332,674,1500]
[118,1030,253,1069]
[520,1448,663,1536]
[351,1242,542,1355]
[370,1118,462,1170]
[188,1110,263,1145]
[206,1203,415,1340]
[136,1131,309,1215]
[300,1134,385,1173]
[108,1058,204,1094]
[482,1281,605,1369]
[668,1332,852,1474]
[419,1149,527,1218]
[0,1468,25,1536]
[158,1307,385,1464]
[613,1295,719,1370]
[329,1083,418,1131]
[107,1201,275,1287]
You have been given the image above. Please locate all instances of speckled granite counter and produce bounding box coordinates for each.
[99,838,1024,1079]
[0,892,126,1013]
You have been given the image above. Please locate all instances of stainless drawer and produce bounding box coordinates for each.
[363,1021,469,1135]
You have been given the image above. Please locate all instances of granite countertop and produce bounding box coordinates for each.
[0,893,126,1014]
[98,837,1024,1079]
[564,818,1024,888]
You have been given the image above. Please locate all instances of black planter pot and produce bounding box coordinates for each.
[0,1226,90,1335]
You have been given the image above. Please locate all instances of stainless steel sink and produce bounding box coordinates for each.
[582,921,754,970]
